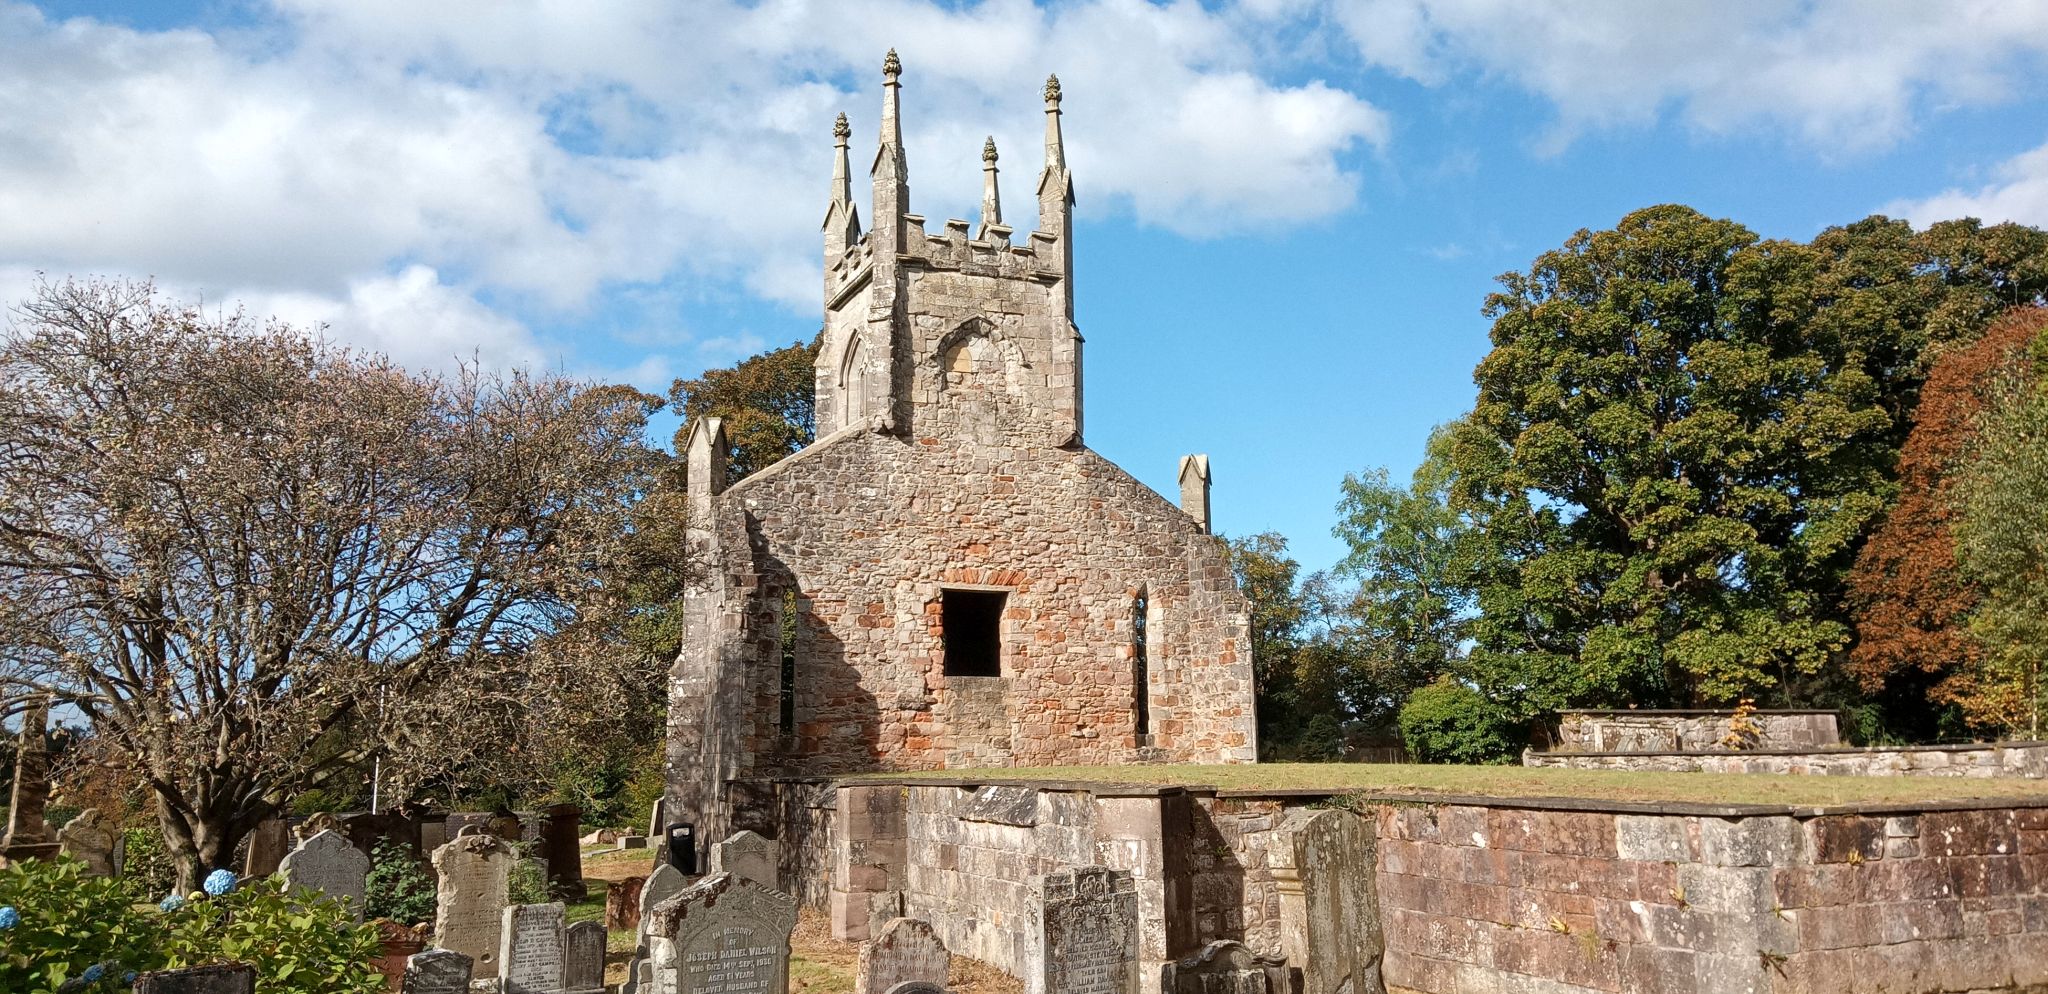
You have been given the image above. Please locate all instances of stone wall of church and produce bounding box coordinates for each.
[698,422,1256,783]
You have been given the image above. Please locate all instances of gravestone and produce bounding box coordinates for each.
[295,811,340,842]
[500,902,567,994]
[2,697,60,862]
[648,872,799,994]
[401,948,473,994]
[418,817,451,855]
[619,835,649,850]
[57,807,119,876]
[1039,867,1138,994]
[708,829,780,890]
[343,810,419,860]
[539,802,586,899]
[1159,941,1291,994]
[566,919,607,993]
[1281,809,1383,994]
[242,818,290,878]
[132,963,256,994]
[624,862,690,993]
[607,874,648,931]
[855,917,951,994]
[432,830,516,980]
[278,829,369,921]
[885,984,949,994]
[446,811,495,838]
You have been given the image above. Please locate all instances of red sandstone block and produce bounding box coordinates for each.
[1808,815,1885,864]
[1594,898,1648,945]
[1636,862,1681,905]
[2014,809,2048,832]
[1379,951,1456,994]
[1951,855,2027,899]
[1922,810,2022,857]
[1437,806,1487,846]
[1457,847,1512,888]
[1619,945,1693,994]
[1494,927,1622,992]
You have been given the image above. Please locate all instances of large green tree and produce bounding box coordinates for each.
[1450,206,2048,715]
[669,337,820,482]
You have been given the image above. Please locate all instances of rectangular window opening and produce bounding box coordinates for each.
[942,588,1006,677]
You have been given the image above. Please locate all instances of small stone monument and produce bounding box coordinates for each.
[400,948,473,994]
[2,697,60,863]
[418,816,451,854]
[539,802,586,899]
[855,917,951,994]
[708,829,780,890]
[624,861,691,991]
[1275,809,1383,994]
[132,963,257,994]
[1038,867,1139,994]
[432,829,516,980]
[607,873,648,931]
[57,807,120,876]
[566,919,607,993]
[294,811,340,842]
[242,818,290,878]
[1159,941,1291,994]
[278,828,369,921]
[500,902,567,994]
[648,872,799,994]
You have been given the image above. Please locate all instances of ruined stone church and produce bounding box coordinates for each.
[666,53,1256,839]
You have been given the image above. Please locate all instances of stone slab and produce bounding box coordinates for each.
[278,828,369,921]
[401,948,473,994]
[133,964,257,994]
[499,902,566,994]
[856,917,951,994]
[1039,867,1138,994]
[433,831,516,980]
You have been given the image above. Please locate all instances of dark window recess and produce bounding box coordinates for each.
[942,588,1006,677]
[1133,593,1151,737]
[778,589,797,737]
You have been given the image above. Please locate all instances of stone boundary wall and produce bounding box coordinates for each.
[1553,709,1841,752]
[766,776,2048,994]
[1527,740,2048,779]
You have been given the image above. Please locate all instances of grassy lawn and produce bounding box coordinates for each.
[855,762,2048,809]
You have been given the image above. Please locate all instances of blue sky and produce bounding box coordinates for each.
[4,2,2048,573]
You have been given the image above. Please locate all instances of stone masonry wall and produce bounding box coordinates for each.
[1553,710,1841,752]
[801,777,2048,994]
[1373,801,2048,994]
[1528,741,2048,778]
[705,425,1255,779]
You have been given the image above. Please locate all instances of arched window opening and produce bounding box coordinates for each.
[1132,591,1151,742]
[839,336,866,426]
[779,589,798,740]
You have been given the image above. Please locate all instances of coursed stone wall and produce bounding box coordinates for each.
[797,776,2048,994]
[1553,710,1841,752]
[1527,741,2048,778]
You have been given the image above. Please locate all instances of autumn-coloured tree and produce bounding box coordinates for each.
[1847,308,2048,721]
[0,278,666,887]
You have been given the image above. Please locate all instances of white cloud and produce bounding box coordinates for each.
[1325,0,2048,153]
[1886,138,2048,229]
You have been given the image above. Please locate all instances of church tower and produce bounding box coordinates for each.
[815,53,1083,449]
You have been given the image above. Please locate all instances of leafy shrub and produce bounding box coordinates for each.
[121,827,176,896]
[158,875,383,994]
[365,840,437,926]
[1398,678,1520,764]
[507,845,551,906]
[0,856,382,994]
[0,857,157,992]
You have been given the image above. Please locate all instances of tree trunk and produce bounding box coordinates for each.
[154,793,252,894]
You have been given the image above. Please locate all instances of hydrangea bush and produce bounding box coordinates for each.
[0,856,382,994]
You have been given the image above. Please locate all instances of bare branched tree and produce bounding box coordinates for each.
[0,278,676,887]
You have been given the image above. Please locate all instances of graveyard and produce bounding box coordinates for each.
[5,7,2048,994]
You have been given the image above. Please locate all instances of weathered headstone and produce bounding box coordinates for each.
[624,863,690,993]
[2,697,60,862]
[278,828,369,921]
[418,817,451,855]
[884,984,949,994]
[1159,941,1291,994]
[566,919,607,993]
[132,963,256,994]
[295,811,340,842]
[708,829,780,890]
[432,830,516,979]
[446,811,494,838]
[1039,867,1139,994]
[1276,809,1383,994]
[400,948,473,994]
[342,810,419,860]
[855,917,951,994]
[57,807,119,876]
[648,873,799,994]
[242,818,290,878]
[539,802,586,899]
[607,874,648,931]
[500,902,567,994]
[618,834,649,850]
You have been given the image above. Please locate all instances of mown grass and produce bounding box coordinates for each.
[855,762,2048,808]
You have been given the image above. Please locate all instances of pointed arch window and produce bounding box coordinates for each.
[839,335,866,426]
